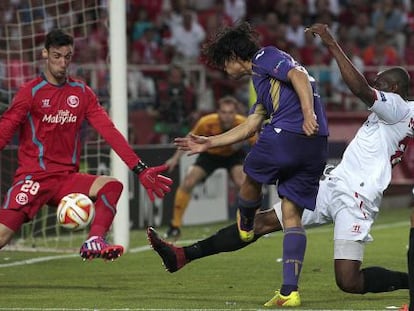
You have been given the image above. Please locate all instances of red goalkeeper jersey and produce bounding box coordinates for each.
[0,74,139,176]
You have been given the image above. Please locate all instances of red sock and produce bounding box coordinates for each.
[88,181,123,238]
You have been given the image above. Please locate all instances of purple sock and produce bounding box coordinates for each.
[237,196,261,219]
[280,227,306,296]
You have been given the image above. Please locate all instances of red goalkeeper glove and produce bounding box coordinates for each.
[133,160,173,202]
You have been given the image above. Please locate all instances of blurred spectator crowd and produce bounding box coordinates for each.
[1,0,414,145]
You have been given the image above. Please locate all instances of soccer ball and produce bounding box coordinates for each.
[57,193,95,230]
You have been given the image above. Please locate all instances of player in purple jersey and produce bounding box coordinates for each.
[148,23,412,308]
[174,22,329,306]
[0,29,172,261]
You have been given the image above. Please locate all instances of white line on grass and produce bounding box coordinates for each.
[0,220,409,268]
[0,307,382,311]
[0,253,78,267]
[0,308,387,311]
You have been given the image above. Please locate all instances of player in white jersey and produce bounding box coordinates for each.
[148,23,412,307]
[303,23,413,301]
[302,91,414,254]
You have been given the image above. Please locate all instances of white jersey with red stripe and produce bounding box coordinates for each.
[331,90,414,203]
[274,90,414,247]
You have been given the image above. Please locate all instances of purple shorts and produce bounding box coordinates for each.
[244,126,327,211]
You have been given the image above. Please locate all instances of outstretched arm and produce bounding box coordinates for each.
[305,23,376,107]
[175,113,263,155]
[86,89,172,201]
[0,88,31,150]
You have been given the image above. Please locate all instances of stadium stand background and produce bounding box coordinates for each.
[1,0,414,205]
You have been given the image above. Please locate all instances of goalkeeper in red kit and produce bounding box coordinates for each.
[0,29,172,261]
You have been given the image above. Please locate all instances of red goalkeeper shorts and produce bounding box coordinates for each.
[0,172,97,232]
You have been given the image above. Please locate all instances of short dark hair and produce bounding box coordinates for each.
[382,67,411,99]
[44,29,73,50]
[218,95,239,108]
[202,22,260,69]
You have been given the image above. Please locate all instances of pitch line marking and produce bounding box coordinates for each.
[0,221,408,268]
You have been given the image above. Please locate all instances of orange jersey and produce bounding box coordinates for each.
[191,113,256,156]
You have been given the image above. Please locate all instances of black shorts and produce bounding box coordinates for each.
[194,150,246,178]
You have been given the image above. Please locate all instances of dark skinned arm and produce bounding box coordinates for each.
[305,23,377,107]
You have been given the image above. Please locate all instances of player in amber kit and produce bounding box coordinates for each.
[0,29,172,261]
[164,96,255,239]
[174,22,328,306]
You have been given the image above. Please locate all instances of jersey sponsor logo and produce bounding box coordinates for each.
[41,99,51,108]
[42,109,77,124]
[15,192,28,205]
[379,91,386,101]
[67,95,80,108]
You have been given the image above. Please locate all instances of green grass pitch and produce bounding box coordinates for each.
[0,207,411,310]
